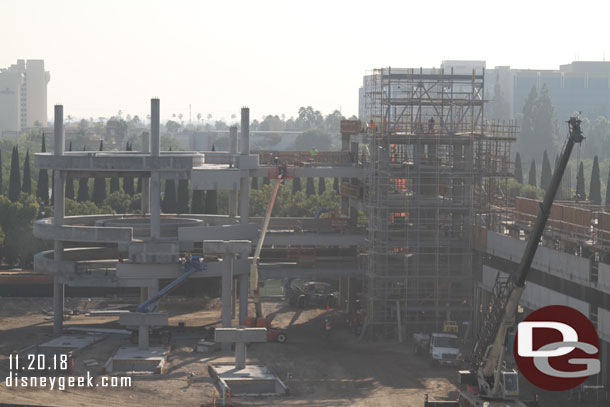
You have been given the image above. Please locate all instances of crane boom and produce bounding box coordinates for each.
[472,117,584,399]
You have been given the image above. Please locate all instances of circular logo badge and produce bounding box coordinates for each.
[514,305,600,391]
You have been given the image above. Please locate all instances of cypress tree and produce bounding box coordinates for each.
[292,177,301,193]
[123,142,135,195]
[191,190,205,213]
[110,176,120,193]
[318,177,326,194]
[8,146,21,201]
[162,179,177,213]
[205,189,217,214]
[589,156,601,205]
[306,177,315,197]
[605,167,610,210]
[77,146,89,202]
[540,150,552,191]
[22,150,31,194]
[333,177,339,193]
[0,149,3,196]
[576,161,586,201]
[514,152,523,184]
[92,141,107,204]
[251,177,259,190]
[177,179,189,213]
[65,141,75,200]
[528,160,537,187]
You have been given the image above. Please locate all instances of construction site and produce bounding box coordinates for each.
[1,65,610,407]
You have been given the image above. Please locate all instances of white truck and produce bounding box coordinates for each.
[413,332,462,366]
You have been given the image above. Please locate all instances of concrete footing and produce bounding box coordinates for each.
[105,346,169,374]
[208,363,288,396]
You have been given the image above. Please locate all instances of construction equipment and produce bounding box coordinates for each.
[129,255,207,344]
[284,279,340,309]
[413,332,462,366]
[251,163,291,317]
[137,255,207,313]
[242,317,287,343]
[425,117,584,406]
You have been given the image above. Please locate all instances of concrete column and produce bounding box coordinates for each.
[239,273,249,322]
[240,108,250,156]
[150,172,161,238]
[221,251,234,351]
[53,106,65,336]
[139,287,148,303]
[235,342,247,370]
[53,276,64,336]
[138,324,149,349]
[228,126,238,218]
[232,278,237,319]
[141,131,151,213]
[54,105,65,155]
[151,99,160,157]
[148,279,159,312]
[239,108,250,225]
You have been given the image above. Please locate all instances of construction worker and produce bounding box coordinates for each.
[311,146,318,159]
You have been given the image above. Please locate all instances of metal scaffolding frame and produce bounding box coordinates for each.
[361,67,515,338]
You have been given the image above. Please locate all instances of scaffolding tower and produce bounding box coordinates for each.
[361,67,515,338]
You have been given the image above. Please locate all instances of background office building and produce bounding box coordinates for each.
[0,59,50,135]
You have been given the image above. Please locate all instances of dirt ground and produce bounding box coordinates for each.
[0,296,577,407]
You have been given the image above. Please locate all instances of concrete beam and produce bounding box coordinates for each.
[215,328,267,343]
[190,168,241,190]
[264,232,365,246]
[201,240,251,257]
[178,223,258,242]
[119,312,168,327]
[115,258,250,279]
[33,219,132,242]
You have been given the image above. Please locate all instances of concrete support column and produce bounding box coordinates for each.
[53,105,65,336]
[222,251,234,351]
[150,172,161,239]
[341,133,350,216]
[141,131,151,213]
[139,287,148,303]
[151,99,160,157]
[235,342,247,370]
[239,108,250,225]
[148,279,159,312]
[138,324,149,349]
[53,276,64,336]
[232,278,237,319]
[239,273,249,322]
[228,126,238,218]
[54,105,65,155]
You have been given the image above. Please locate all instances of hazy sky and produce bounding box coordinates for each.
[2,0,608,122]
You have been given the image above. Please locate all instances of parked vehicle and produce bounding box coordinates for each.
[413,332,462,366]
[284,280,340,309]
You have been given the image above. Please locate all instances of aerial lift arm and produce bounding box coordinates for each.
[251,175,284,316]
[473,117,584,399]
[137,256,207,313]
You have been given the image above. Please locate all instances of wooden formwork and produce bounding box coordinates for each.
[597,212,610,245]
[257,151,353,166]
[514,197,591,238]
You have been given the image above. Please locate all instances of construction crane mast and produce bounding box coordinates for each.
[425,117,584,406]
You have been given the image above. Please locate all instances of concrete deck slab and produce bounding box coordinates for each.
[39,334,105,352]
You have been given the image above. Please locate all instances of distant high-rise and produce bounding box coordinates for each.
[0,59,50,134]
